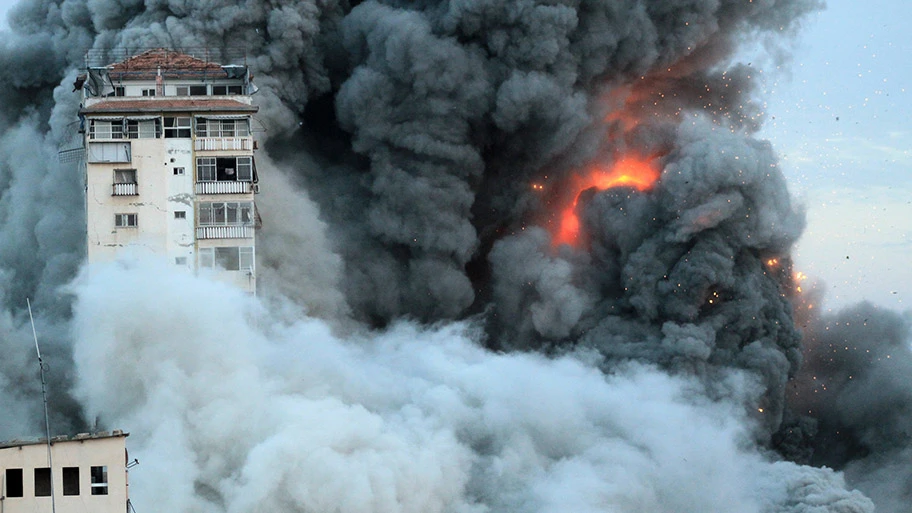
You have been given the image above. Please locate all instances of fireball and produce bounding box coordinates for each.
[552,156,660,247]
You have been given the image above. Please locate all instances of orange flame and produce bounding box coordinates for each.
[553,156,660,246]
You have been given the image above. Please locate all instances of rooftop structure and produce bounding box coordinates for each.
[0,431,130,513]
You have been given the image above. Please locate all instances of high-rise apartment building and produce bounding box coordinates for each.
[78,49,259,292]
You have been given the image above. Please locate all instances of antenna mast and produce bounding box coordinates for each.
[27,298,57,513]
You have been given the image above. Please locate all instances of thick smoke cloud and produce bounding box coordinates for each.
[786,301,912,510]
[0,0,908,511]
[70,261,876,513]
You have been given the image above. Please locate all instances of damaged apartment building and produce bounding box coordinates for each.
[77,48,261,292]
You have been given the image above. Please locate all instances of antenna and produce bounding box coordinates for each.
[27,298,57,513]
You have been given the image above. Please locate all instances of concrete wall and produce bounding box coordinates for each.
[0,434,128,513]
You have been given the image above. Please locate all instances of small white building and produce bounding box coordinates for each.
[0,431,130,513]
[79,49,260,292]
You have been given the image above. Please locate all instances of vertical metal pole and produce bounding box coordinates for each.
[27,299,56,513]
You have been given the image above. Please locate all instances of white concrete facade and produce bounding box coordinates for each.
[80,49,260,293]
[0,432,129,513]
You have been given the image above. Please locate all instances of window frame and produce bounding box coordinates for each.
[34,467,52,497]
[196,118,250,138]
[89,120,124,140]
[5,468,23,498]
[125,119,160,139]
[62,467,80,496]
[195,156,253,182]
[87,142,131,163]
[90,466,108,496]
[115,213,138,228]
[198,202,253,226]
[164,117,191,138]
[199,246,255,271]
[114,168,137,184]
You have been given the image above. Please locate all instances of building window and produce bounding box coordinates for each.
[5,468,23,498]
[115,213,138,228]
[89,120,123,140]
[88,142,131,163]
[164,117,191,138]
[112,86,125,97]
[176,85,207,96]
[199,246,254,271]
[114,169,137,184]
[173,167,185,176]
[125,119,160,139]
[175,256,187,265]
[174,210,186,219]
[90,466,108,496]
[198,202,253,226]
[62,467,80,496]
[196,118,250,137]
[196,156,253,182]
[113,169,138,196]
[34,468,51,497]
[212,85,244,95]
[142,88,155,96]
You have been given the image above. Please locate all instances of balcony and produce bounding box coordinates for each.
[195,138,252,151]
[196,225,254,239]
[112,183,138,196]
[195,181,252,194]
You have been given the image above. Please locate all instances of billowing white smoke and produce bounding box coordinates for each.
[70,259,873,513]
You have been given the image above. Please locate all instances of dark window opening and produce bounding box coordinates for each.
[212,85,244,95]
[6,468,23,497]
[164,117,191,138]
[62,467,79,496]
[90,466,108,496]
[196,157,253,182]
[34,468,51,497]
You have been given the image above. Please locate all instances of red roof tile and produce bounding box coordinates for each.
[106,49,240,80]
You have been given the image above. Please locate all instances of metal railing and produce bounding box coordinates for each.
[112,183,138,195]
[86,47,248,68]
[195,181,252,194]
[196,225,254,239]
[194,138,252,151]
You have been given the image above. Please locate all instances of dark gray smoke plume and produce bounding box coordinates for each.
[0,0,909,511]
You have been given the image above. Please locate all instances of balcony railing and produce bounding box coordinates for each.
[112,182,138,195]
[196,225,254,239]
[195,181,252,194]
[194,138,252,151]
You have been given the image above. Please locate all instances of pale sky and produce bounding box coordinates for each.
[759,1,912,313]
[0,0,907,313]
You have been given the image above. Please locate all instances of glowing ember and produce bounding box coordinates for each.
[553,156,660,246]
